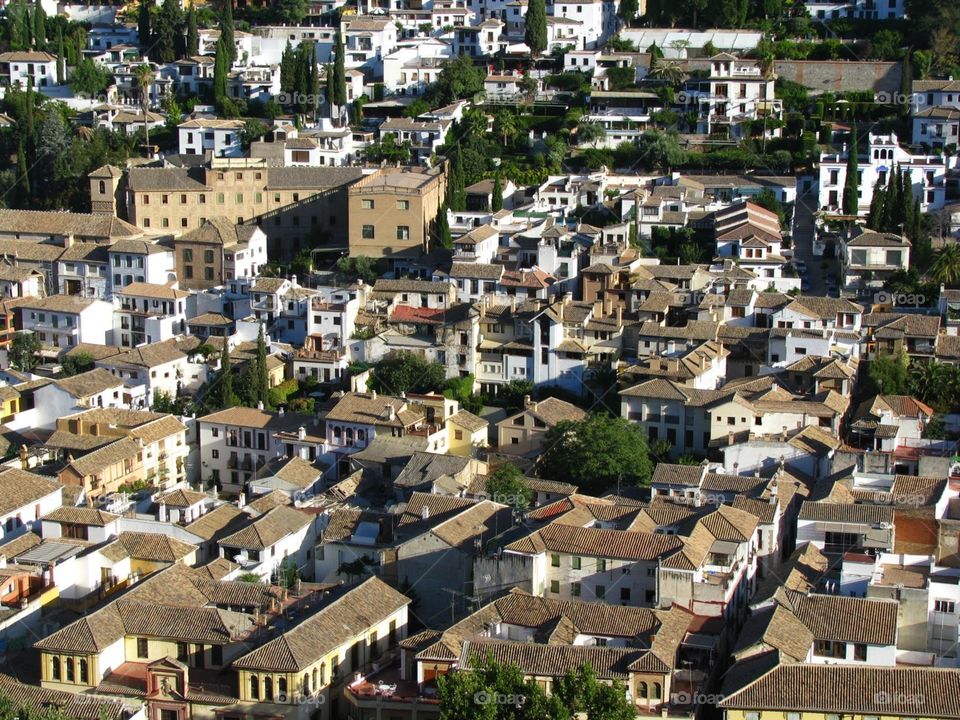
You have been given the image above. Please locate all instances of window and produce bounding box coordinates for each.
[396,199,409,210]
[620,587,630,601]
[183,249,193,262]
[397,225,410,240]
[571,582,581,596]
[572,556,581,570]
[597,558,606,571]
[935,600,956,613]
[217,193,225,204]
[204,249,215,263]
[137,637,149,658]
[854,643,867,661]
[595,585,606,599]
[177,642,188,661]
[51,657,61,680]
[550,580,559,593]
[162,194,169,205]
[551,553,560,567]
[362,199,375,209]
[362,225,375,239]
[250,675,260,699]
[66,658,74,682]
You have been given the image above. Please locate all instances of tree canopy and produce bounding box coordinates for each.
[538,413,653,494]
[368,351,447,395]
[485,463,532,510]
[8,332,40,372]
[424,56,485,107]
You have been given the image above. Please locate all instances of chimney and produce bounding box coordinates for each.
[727,430,733,446]
[510,296,517,312]
[604,297,612,315]
[279,407,285,417]
[158,502,167,523]
[616,306,622,326]
[298,426,306,441]
[0,555,6,570]
[257,401,264,411]
[523,394,533,409]
[238,492,246,509]
[421,504,430,520]
[593,300,603,317]
[371,390,377,400]
[781,426,787,441]
[291,274,298,288]
[387,405,396,421]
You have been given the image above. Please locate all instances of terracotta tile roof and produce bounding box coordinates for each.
[157,487,208,508]
[460,639,641,680]
[798,501,893,524]
[55,368,123,398]
[430,500,508,549]
[232,577,409,672]
[111,531,197,563]
[0,674,123,720]
[65,436,141,477]
[734,603,812,662]
[42,506,118,526]
[324,392,421,428]
[272,456,323,490]
[0,468,61,516]
[505,523,682,561]
[0,208,141,240]
[219,505,311,550]
[184,503,248,541]
[651,463,705,487]
[720,664,960,717]
[784,591,898,645]
[247,489,291,514]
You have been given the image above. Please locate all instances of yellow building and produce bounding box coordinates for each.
[720,664,957,720]
[232,576,410,720]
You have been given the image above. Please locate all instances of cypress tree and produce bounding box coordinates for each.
[221,0,237,63]
[255,323,269,408]
[899,50,912,117]
[138,0,151,51]
[333,32,347,110]
[912,196,922,242]
[33,3,46,49]
[213,36,229,107]
[881,167,897,232]
[491,174,503,211]
[280,42,296,93]
[842,122,859,216]
[55,27,64,84]
[435,205,452,249]
[155,0,183,63]
[24,7,32,49]
[16,139,29,201]
[900,169,914,235]
[219,342,234,407]
[524,0,547,56]
[866,181,885,230]
[309,44,319,121]
[186,4,199,56]
[9,2,22,50]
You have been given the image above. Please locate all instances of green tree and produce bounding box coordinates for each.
[405,98,431,118]
[213,35,230,110]
[186,3,199,56]
[491,174,504,212]
[636,130,688,171]
[485,463,532,510]
[33,2,46,49]
[8,332,40,372]
[842,122,859,216]
[60,351,94,377]
[437,654,565,720]
[336,256,381,284]
[619,0,639,24]
[435,204,453,249]
[930,244,960,286]
[155,0,185,62]
[524,0,547,56]
[16,139,29,201]
[220,0,236,63]
[218,342,234,407]
[280,42,296,93]
[332,32,347,118]
[576,122,606,148]
[553,663,637,720]
[866,349,912,396]
[133,63,155,149]
[425,55,484,107]
[152,389,179,413]
[277,0,307,24]
[499,379,534,409]
[69,58,112,97]
[138,0,152,50]
[254,322,270,407]
[55,27,65,84]
[369,351,446,395]
[492,109,519,146]
[866,181,885,230]
[538,414,654,494]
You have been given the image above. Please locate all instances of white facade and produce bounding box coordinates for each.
[178,120,245,158]
[20,297,115,349]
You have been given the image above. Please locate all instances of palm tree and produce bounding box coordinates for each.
[492,109,519,147]
[576,121,606,148]
[133,64,154,154]
[930,243,960,286]
[910,360,946,406]
[648,57,687,87]
[75,126,94,141]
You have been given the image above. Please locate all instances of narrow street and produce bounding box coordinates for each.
[792,186,828,296]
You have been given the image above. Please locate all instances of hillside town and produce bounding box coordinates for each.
[0,0,958,718]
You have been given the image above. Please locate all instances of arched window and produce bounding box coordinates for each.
[319,662,325,685]
[66,658,74,682]
[302,673,310,695]
[278,677,287,699]
[638,681,648,699]
[333,426,342,439]
[357,429,366,441]
[264,676,274,702]
[250,674,260,700]
[653,682,662,699]
[51,657,61,681]
[313,666,319,688]
[79,659,88,684]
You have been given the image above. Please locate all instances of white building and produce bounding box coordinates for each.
[819,131,949,214]
[107,238,177,289]
[0,51,59,87]
[113,282,189,347]
[178,119,246,158]
[20,296,115,349]
[684,53,781,139]
[804,0,905,20]
[912,108,960,149]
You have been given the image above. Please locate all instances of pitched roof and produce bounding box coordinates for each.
[0,674,123,720]
[719,665,960,717]
[55,368,123,398]
[0,468,61,516]
[785,591,899,645]
[505,523,683,561]
[41,506,119,526]
[232,577,409,672]
[219,505,311,550]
